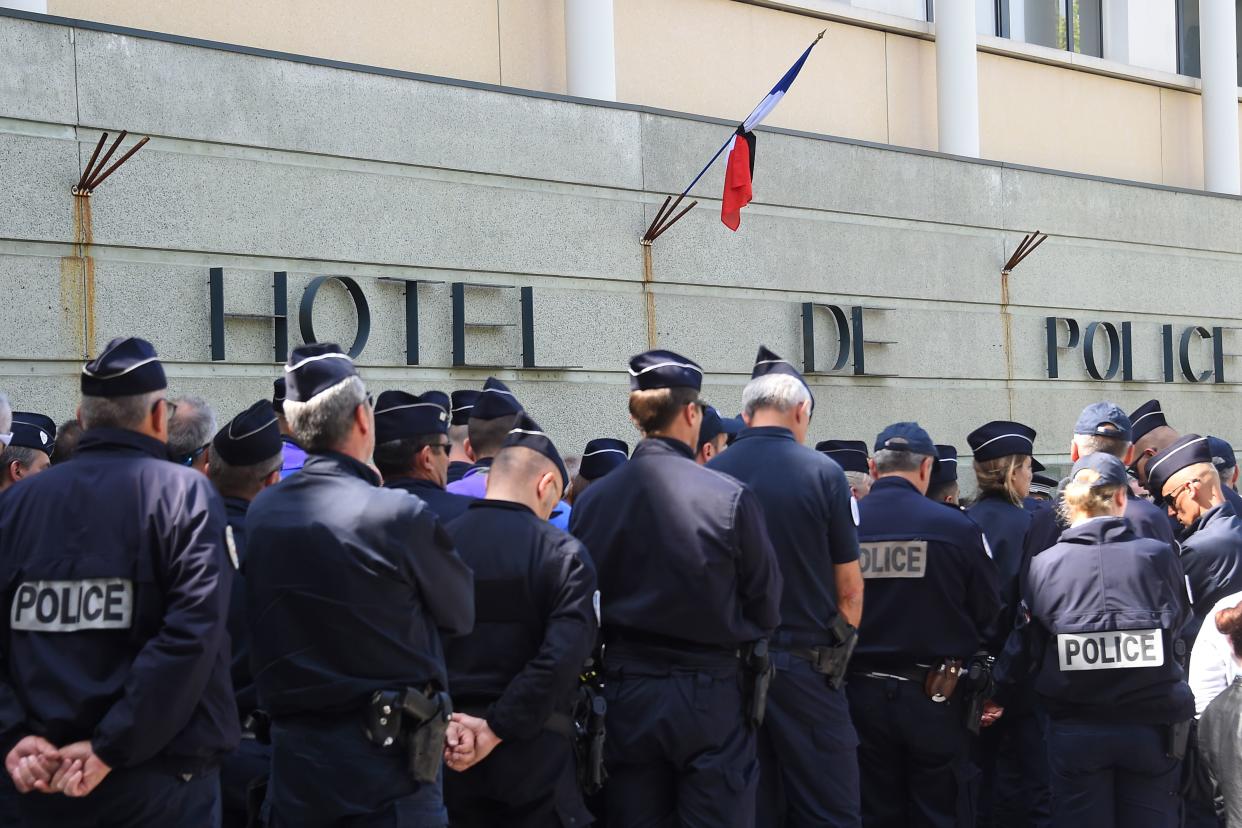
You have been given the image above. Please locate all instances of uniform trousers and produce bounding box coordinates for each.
[16,762,220,827]
[757,650,860,828]
[846,674,974,828]
[267,718,446,828]
[602,655,758,828]
[220,736,270,828]
[1046,719,1181,828]
[975,706,1051,828]
[443,728,592,827]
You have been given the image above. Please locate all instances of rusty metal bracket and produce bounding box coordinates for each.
[72,131,149,196]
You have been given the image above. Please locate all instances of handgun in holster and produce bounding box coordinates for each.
[364,687,453,784]
[742,638,775,730]
[962,652,995,736]
[572,683,608,795]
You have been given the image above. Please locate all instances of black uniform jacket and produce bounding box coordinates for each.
[854,476,1002,667]
[708,426,860,637]
[385,476,474,524]
[998,517,1193,725]
[245,452,474,718]
[444,499,597,742]
[0,427,239,769]
[1178,501,1242,642]
[569,436,782,647]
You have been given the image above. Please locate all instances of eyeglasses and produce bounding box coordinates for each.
[153,398,178,419]
[178,443,210,467]
[1162,479,1198,510]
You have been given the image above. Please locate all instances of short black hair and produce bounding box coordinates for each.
[467,414,519,459]
[373,434,445,479]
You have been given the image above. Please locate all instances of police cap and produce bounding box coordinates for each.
[875,422,937,457]
[1146,434,1213,498]
[1209,436,1237,473]
[374,390,450,444]
[285,343,358,403]
[501,411,569,492]
[8,413,56,456]
[967,420,1036,462]
[1074,402,1133,443]
[1069,452,1129,489]
[580,438,629,480]
[697,404,726,450]
[471,378,522,420]
[450,390,480,426]
[272,377,287,416]
[81,336,167,398]
[628,349,703,392]
[751,345,814,404]
[931,445,958,484]
[1129,399,1169,443]
[213,400,282,466]
[815,440,869,474]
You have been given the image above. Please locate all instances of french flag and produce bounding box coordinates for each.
[722,36,822,231]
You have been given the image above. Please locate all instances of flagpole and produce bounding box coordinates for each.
[641,27,826,244]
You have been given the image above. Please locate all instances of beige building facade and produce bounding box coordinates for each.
[9,0,1238,190]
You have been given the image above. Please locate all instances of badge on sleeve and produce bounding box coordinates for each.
[850,496,860,527]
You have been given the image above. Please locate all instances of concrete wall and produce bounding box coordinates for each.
[40,0,1226,189]
[1,14,1240,481]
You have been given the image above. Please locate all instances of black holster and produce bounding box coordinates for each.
[962,652,995,736]
[742,639,774,730]
[1166,718,1192,761]
[364,687,453,784]
[792,616,859,690]
[572,683,608,795]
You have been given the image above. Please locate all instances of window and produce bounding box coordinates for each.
[1176,0,1242,83]
[997,0,1102,57]
[924,0,1008,35]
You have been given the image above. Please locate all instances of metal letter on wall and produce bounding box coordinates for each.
[801,303,892,376]
[1045,316,1080,379]
[299,276,371,359]
[1081,321,1121,381]
[208,268,288,363]
[519,287,579,370]
[451,282,517,368]
[1179,326,1213,383]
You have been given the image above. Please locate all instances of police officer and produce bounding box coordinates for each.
[440,412,597,826]
[927,445,960,507]
[0,336,238,825]
[709,346,863,827]
[245,343,475,827]
[0,412,56,491]
[993,453,1193,828]
[817,438,872,500]
[446,389,480,485]
[1146,434,1242,644]
[849,421,1002,828]
[965,420,1047,828]
[272,377,307,479]
[1027,472,1057,505]
[447,378,522,499]
[373,390,474,524]
[207,399,284,828]
[569,349,782,828]
[1023,403,1175,560]
[566,437,628,506]
[1131,400,1242,516]
[694,404,730,465]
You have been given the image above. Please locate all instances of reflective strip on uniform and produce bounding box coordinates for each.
[11,579,134,632]
[858,541,927,579]
[1056,629,1164,671]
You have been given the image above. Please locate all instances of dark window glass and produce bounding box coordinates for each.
[1025,0,1067,49]
[1072,0,1103,57]
[1178,0,1202,77]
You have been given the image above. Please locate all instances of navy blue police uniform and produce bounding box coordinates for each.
[964,420,1049,828]
[0,337,239,826]
[994,453,1193,828]
[849,422,1002,828]
[446,390,480,485]
[374,390,474,524]
[569,350,783,828]
[245,344,475,828]
[710,346,861,828]
[1147,435,1242,645]
[441,413,598,827]
[209,400,285,828]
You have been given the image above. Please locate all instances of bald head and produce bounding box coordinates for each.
[486,445,564,520]
[1163,461,1222,528]
[1134,425,1180,485]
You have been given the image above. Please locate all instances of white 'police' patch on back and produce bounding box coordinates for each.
[858,541,926,579]
[1057,629,1164,671]
[11,579,133,632]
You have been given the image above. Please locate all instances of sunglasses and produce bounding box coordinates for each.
[1161,479,1198,510]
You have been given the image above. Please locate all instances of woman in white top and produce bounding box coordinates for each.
[1190,591,1242,715]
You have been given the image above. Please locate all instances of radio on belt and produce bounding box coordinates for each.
[10,578,134,632]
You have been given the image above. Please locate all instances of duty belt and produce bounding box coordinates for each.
[604,629,743,672]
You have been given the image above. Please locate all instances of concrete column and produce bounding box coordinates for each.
[935,0,980,157]
[1201,0,1241,194]
[564,0,617,101]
